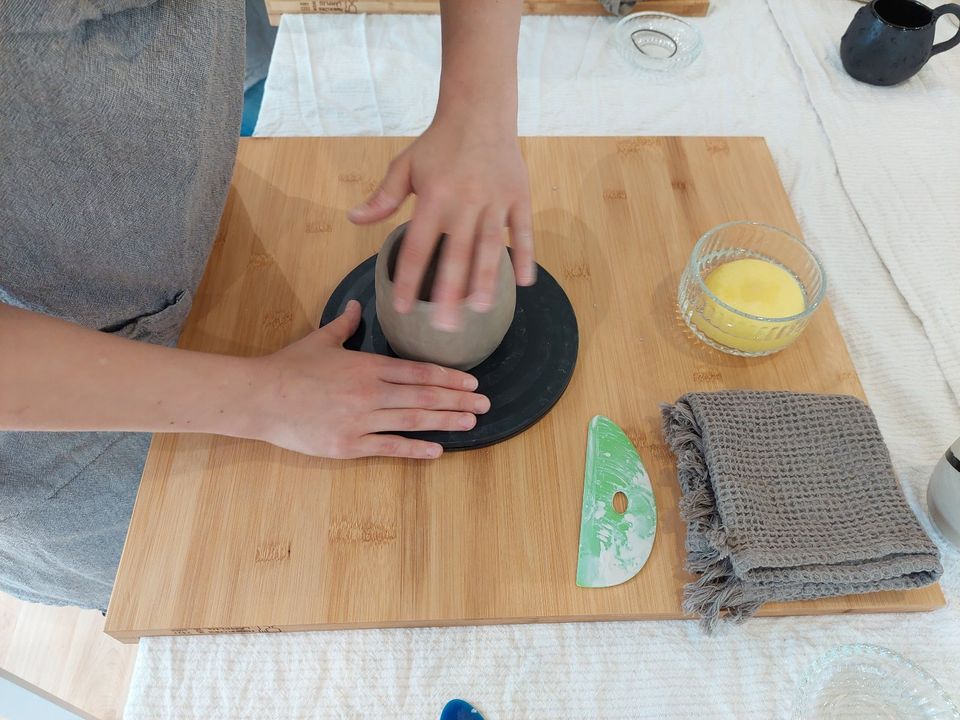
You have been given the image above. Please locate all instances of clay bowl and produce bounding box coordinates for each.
[374,222,517,371]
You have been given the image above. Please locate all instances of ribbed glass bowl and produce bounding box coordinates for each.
[793,644,960,720]
[677,221,826,357]
[614,12,703,71]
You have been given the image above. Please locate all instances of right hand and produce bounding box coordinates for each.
[247,300,488,459]
[347,115,535,331]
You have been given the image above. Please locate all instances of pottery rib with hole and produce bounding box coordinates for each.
[374,222,516,371]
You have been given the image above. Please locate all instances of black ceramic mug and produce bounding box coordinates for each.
[841,0,960,85]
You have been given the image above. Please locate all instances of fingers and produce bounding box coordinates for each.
[376,357,479,391]
[391,205,442,314]
[508,199,536,286]
[367,409,477,433]
[320,300,362,345]
[375,384,490,414]
[431,214,479,331]
[347,153,412,225]
[469,209,507,312]
[351,434,443,460]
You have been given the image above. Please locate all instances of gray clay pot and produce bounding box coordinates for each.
[375,222,516,371]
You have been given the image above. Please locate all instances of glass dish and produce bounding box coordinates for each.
[677,221,826,357]
[793,644,960,720]
[613,12,703,71]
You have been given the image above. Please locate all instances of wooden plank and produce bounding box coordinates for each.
[0,592,136,720]
[105,136,944,642]
[264,0,710,24]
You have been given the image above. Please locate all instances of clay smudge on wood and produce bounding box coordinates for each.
[248,253,274,268]
[616,138,660,155]
[565,263,591,280]
[305,221,333,234]
[328,519,398,545]
[172,625,282,635]
[262,310,293,330]
[255,542,291,563]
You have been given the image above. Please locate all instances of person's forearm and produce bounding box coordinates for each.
[436,0,521,130]
[0,303,257,436]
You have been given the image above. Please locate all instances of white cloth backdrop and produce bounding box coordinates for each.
[125,1,960,717]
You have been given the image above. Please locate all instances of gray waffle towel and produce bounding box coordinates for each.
[661,391,942,630]
[599,0,639,15]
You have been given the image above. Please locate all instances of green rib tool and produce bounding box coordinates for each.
[576,416,657,588]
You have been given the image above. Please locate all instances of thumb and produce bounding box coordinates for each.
[348,154,412,225]
[320,300,362,346]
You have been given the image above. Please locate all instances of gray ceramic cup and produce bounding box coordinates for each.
[928,436,960,549]
[374,222,516,371]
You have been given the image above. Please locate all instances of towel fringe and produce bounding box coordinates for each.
[678,486,715,523]
[681,554,763,632]
[662,400,760,632]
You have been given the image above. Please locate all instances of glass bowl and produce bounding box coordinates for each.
[677,221,826,356]
[613,12,703,71]
[793,644,960,720]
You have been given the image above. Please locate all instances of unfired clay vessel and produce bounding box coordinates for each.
[375,222,516,371]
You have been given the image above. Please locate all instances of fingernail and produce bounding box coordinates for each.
[463,376,479,391]
[475,396,490,413]
[424,445,442,459]
[519,265,537,286]
[459,414,476,429]
[347,201,370,220]
[433,308,460,331]
[349,189,382,215]
[469,292,493,312]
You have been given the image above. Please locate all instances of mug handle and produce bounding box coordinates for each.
[932,4,960,55]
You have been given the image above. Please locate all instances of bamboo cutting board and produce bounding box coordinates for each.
[265,0,710,25]
[105,137,944,641]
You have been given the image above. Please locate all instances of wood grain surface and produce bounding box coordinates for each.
[0,592,135,720]
[264,0,710,25]
[105,137,944,642]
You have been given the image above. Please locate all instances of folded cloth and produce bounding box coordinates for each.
[660,390,942,631]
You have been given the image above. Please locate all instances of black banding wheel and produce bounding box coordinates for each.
[320,255,579,450]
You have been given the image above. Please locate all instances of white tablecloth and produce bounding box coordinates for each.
[125,1,960,717]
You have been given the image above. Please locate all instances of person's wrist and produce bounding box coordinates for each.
[200,354,272,442]
[434,83,518,135]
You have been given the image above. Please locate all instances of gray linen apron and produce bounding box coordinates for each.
[0,0,243,609]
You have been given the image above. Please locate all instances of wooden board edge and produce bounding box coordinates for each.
[103,432,170,643]
[759,584,946,617]
[264,1,710,22]
[104,614,684,642]
[104,582,945,642]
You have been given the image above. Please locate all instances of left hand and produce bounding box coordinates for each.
[348,117,535,331]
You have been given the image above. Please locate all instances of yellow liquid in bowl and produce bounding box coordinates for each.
[694,257,807,354]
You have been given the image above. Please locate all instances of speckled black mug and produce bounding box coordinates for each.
[841,0,960,85]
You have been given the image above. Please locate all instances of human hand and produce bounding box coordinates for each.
[248,301,488,459]
[348,118,535,331]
